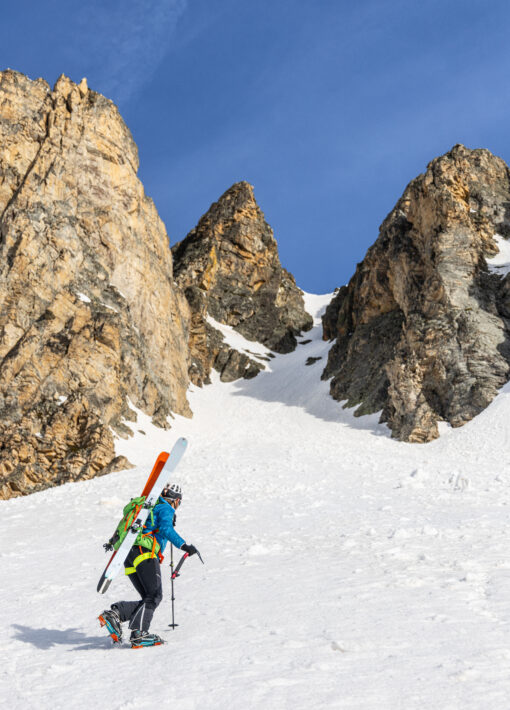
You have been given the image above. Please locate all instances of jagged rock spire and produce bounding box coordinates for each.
[172,181,312,385]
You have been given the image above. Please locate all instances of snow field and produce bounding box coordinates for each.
[3,293,510,708]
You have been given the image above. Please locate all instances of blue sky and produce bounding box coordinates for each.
[2,0,510,292]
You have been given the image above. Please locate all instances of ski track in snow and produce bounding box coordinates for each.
[3,293,510,708]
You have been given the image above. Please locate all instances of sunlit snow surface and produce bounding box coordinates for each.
[205,315,273,358]
[4,293,510,709]
[487,233,510,276]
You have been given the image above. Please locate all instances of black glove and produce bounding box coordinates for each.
[103,542,114,552]
[181,543,198,557]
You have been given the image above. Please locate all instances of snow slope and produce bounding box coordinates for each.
[487,234,510,276]
[3,293,510,709]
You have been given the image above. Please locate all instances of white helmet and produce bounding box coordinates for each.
[162,483,182,501]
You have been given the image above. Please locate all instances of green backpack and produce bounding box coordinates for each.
[107,496,159,554]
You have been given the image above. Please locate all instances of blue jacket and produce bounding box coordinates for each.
[144,498,186,554]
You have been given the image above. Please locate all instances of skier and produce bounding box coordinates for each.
[98,483,199,648]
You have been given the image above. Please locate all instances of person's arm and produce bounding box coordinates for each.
[158,504,186,549]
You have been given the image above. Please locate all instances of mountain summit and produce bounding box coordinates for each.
[323,144,510,441]
[172,181,312,386]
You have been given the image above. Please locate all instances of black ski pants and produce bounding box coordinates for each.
[114,546,163,632]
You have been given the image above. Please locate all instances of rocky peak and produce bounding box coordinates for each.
[323,144,510,442]
[172,181,313,385]
[0,70,191,498]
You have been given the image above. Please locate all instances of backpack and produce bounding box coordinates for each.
[107,496,158,552]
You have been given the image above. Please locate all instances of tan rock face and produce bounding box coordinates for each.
[0,70,191,498]
[172,182,313,386]
[323,144,510,442]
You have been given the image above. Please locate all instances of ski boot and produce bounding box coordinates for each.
[130,629,165,648]
[98,607,123,644]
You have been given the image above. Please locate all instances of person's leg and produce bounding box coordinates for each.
[128,556,163,632]
[112,548,146,622]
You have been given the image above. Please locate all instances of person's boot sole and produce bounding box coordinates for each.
[131,640,165,648]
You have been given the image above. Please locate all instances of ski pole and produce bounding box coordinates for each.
[168,550,204,628]
[169,545,179,629]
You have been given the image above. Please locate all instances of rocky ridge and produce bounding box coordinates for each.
[0,71,312,499]
[322,144,510,442]
[172,181,313,386]
[6,69,510,497]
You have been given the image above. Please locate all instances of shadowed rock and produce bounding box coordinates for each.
[323,144,510,441]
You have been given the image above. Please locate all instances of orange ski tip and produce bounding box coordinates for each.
[141,451,171,497]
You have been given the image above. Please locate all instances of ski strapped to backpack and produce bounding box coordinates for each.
[97,438,188,594]
[104,496,163,574]
[105,497,158,552]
